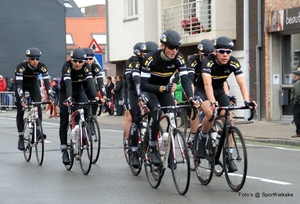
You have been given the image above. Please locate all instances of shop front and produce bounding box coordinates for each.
[266,6,300,121]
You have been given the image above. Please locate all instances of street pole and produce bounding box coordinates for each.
[244,0,250,122]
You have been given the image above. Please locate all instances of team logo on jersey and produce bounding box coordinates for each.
[230,60,240,68]
[41,67,47,72]
[66,67,71,74]
[84,67,89,73]
[18,67,25,73]
[95,67,99,72]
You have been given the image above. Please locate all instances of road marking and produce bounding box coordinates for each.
[246,175,292,185]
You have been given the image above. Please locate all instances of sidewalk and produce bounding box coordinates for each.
[1,110,300,146]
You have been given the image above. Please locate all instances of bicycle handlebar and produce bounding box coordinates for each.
[209,105,257,122]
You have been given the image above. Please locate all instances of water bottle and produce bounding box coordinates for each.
[72,125,79,154]
[159,132,169,155]
[211,131,218,148]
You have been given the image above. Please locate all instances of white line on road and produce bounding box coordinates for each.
[246,175,292,185]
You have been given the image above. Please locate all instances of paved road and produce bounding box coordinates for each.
[0,115,298,204]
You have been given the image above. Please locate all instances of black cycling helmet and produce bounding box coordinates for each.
[214,36,234,49]
[141,41,159,53]
[133,42,144,55]
[70,48,86,60]
[197,39,214,54]
[160,30,182,47]
[25,47,42,58]
[83,48,95,57]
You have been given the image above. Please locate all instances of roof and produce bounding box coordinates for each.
[66,17,106,50]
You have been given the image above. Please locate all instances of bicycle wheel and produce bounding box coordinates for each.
[34,118,44,165]
[223,126,247,192]
[212,120,224,177]
[194,126,213,185]
[143,130,164,188]
[65,124,74,171]
[79,122,93,175]
[90,118,101,164]
[23,119,32,162]
[170,129,190,195]
[186,130,195,172]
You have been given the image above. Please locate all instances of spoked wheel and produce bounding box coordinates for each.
[194,127,213,185]
[65,125,74,171]
[79,123,93,175]
[23,119,32,162]
[212,120,224,177]
[223,126,247,192]
[170,129,190,195]
[90,118,101,164]
[123,132,130,165]
[143,131,164,188]
[34,118,44,165]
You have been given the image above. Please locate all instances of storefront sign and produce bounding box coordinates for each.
[266,7,300,32]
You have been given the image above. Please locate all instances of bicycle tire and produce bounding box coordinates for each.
[64,124,74,171]
[23,118,32,162]
[34,118,44,165]
[90,117,101,164]
[143,130,164,188]
[186,130,195,172]
[223,126,247,192]
[212,120,224,177]
[194,126,213,185]
[79,122,93,175]
[170,129,190,195]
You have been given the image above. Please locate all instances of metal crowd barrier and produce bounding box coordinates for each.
[0,91,16,111]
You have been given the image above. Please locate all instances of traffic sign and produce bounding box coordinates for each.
[88,39,102,53]
[94,53,103,70]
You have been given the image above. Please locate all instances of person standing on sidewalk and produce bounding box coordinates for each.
[291,67,300,138]
[112,75,123,116]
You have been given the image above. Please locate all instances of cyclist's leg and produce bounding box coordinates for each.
[59,90,70,164]
[129,95,141,167]
[15,92,25,150]
[145,92,161,166]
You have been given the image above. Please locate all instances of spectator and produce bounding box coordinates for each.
[49,79,60,118]
[112,75,123,116]
[102,76,114,115]
[0,75,7,111]
[6,78,15,110]
[291,67,300,138]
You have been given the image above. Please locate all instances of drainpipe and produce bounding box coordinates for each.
[244,0,250,122]
[105,0,110,66]
[256,0,262,121]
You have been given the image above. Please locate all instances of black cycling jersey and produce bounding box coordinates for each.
[186,54,202,83]
[60,60,97,99]
[82,62,106,98]
[140,50,193,98]
[195,55,243,90]
[15,61,51,97]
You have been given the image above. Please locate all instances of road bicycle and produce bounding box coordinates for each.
[64,101,97,175]
[87,103,102,164]
[142,104,191,195]
[193,104,256,192]
[22,101,50,165]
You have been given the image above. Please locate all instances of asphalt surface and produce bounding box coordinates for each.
[1,110,300,146]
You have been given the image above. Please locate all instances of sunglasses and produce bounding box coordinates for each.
[216,49,232,54]
[85,58,94,61]
[72,59,84,63]
[166,45,179,50]
[29,58,40,61]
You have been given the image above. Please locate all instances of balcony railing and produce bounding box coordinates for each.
[162,0,211,36]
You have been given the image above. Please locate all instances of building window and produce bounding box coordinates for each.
[282,34,300,84]
[127,0,138,18]
[66,33,74,45]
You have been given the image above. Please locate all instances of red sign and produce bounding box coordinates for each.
[88,39,102,53]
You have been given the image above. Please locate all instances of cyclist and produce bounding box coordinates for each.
[123,41,159,168]
[140,30,202,166]
[194,36,256,172]
[59,48,100,165]
[15,47,53,151]
[83,48,107,115]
